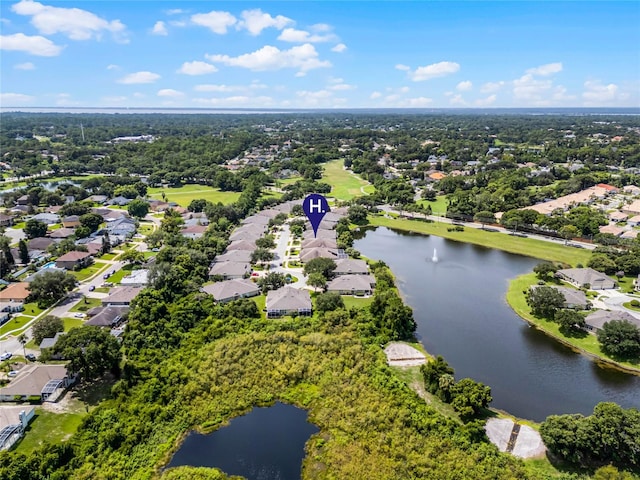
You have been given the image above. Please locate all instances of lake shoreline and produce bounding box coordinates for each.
[505,274,640,377]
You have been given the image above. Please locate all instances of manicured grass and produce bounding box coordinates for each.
[147,184,241,207]
[15,403,88,454]
[278,176,303,186]
[368,215,592,266]
[70,261,109,282]
[108,264,133,284]
[23,302,45,316]
[11,221,26,230]
[142,251,157,259]
[623,301,640,312]
[416,195,449,215]
[69,297,102,312]
[322,159,374,201]
[0,316,33,336]
[138,222,155,236]
[99,253,117,261]
[341,295,374,310]
[507,273,640,373]
[63,317,84,331]
[253,294,266,319]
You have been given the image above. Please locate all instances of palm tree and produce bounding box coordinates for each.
[17,333,28,359]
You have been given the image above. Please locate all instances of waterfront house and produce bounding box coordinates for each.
[266,286,312,318]
[201,278,260,303]
[556,268,616,290]
[334,258,369,276]
[584,310,640,332]
[327,275,376,296]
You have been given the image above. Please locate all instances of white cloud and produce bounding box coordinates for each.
[456,80,472,91]
[582,80,620,104]
[207,43,331,73]
[480,81,505,93]
[329,83,355,91]
[157,89,184,97]
[311,23,331,32]
[117,71,161,84]
[194,82,267,93]
[191,10,237,34]
[526,62,562,76]
[166,9,184,15]
[0,33,62,56]
[278,28,336,43]
[513,73,553,102]
[106,64,120,70]
[177,60,218,75]
[294,89,347,107]
[238,9,292,35]
[169,20,187,27]
[395,64,410,71]
[449,94,466,106]
[12,0,127,42]
[475,94,497,106]
[192,95,274,107]
[152,21,168,36]
[370,91,382,99]
[406,97,433,107]
[15,62,35,70]
[331,43,347,53]
[409,61,460,81]
[0,92,35,105]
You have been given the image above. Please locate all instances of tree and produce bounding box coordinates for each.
[79,213,103,232]
[24,219,47,239]
[597,320,640,359]
[307,272,327,292]
[257,272,285,293]
[588,254,619,276]
[18,239,29,264]
[303,257,337,280]
[53,326,121,380]
[255,236,276,249]
[422,189,437,201]
[315,292,344,313]
[449,378,492,419]
[188,199,207,213]
[58,201,91,217]
[250,248,274,265]
[101,234,111,255]
[526,285,565,318]
[120,249,145,265]
[17,333,28,359]
[593,465,635,480]
[32,315,64,345]
[473,211,496,229]
[555,309,586,332]
[558,225,580,244]
[127,198,150,218]
[28,270,77,308]
[421,356,454,394]
[347,205,368,224]
[533,262,557,281]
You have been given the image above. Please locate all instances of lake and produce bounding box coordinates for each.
[167,402,319,480]
[355,226,640,422]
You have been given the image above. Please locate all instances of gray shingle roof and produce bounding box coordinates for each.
[201,278,259,302]
[334,259,369,275]
[557,268,616,289]
[208,261,251,277]
[585,310,640,330]
[327,274,375,292]
[215,250,253,263]
[226,240,257,251]
[266,286,312,312]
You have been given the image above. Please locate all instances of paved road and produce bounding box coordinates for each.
[270,224,307,289]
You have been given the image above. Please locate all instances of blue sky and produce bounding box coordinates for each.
[1,1,639,108]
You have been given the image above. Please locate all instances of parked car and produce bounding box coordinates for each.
[73,313,86,319]
[0,352,12,361]
[103,273,110,279]
[25,353,37,361]
[89,285,96,292]
[8,371,17,377]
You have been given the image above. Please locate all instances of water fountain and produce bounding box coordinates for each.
[432,248,438,263]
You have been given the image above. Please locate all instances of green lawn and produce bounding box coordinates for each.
[69,296,102,312]
[0,315,33,336]
[252,294,266,319]
[147,184,241,207]
[368,215,592,266]
[70,261,109,282]
[15,402,88,454]
[507,273,640,373]
[322,159,375,201]
[99,253,117,261]
[63,317,84,331]
[23,302,45,316]
[277,176,303,186]
[341,295,374,310]
[416,195,449,215]
[138,222,155,236]
[108,264,133,284]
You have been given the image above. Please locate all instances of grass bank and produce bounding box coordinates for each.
[322,159,374,201]
[507,273,640,374]
[368,215,592,266]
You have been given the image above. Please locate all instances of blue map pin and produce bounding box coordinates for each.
[303,193,330,238]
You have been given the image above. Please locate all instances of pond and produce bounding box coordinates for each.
[167,402,319,480]
[355,227,640,422]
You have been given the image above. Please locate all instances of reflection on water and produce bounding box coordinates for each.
[167,402,319,480]
[355,227,640,421]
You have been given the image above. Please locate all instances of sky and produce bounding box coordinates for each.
[1,1,639,109]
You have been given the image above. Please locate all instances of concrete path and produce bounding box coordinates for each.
[485,418,546,459]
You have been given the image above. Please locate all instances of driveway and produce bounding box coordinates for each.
[270,223,307,289]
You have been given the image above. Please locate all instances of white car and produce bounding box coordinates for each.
[0,352,12,361]
[73,313,86,319]
[8,371,17,377]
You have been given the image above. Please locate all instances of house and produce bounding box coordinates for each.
[303,229,336,240]
[39,332,64,359]
[428,171,447,181]
[266,286,312,318]
[215,250,253,263]
[608,211,628,223]
[598,224,624,236]
[621,230,638,240]
[627,215,640,227]
[87,195,108,204]
[327,275,376,296]
[595,183,619,194]
[85,306,129,327]
[208,261,251,280]
[229,228,263,242]
[180,224,207,240]
[110,196,132,206]
[301,238,338,249]
[27,237,55,252]
[334,258,369,276]
[0,364,74,402]
[147,200,169,212]
[226,240,256,251]
[622,185,640,195]
[0,282,31,303]
[556,268,616,290]
[48,227,76,241]
[201,278,260,303]
[24,266,65,283]
[241,214,270,226]
[0,406,35,450]
[31,213,60,225]
[299,248,339,263]
[55,251,92,270]
[0,213,13,227]
[0,300,24,313]
[534,286,589,309]
[102,286,143,306]
[584,310,640,332]
[120,269,149,286]
[621,200,640,216]
[16,195,29,206]
[106,217,137,237]
[61,215,81,228]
